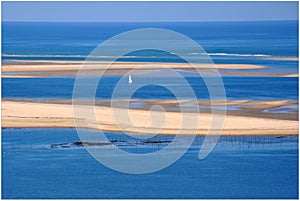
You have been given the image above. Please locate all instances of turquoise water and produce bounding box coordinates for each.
[2,128,298,199]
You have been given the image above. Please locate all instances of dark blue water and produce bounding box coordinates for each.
[2,21,298,58]
[3,77,298,100]
[2,128,298,199]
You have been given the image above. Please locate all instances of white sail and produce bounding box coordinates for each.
[128,74,133,84]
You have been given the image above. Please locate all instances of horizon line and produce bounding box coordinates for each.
[2,19,298,23]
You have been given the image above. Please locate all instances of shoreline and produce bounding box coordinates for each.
[2,100,298,135]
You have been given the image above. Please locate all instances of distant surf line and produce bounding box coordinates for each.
[2,52,273,58]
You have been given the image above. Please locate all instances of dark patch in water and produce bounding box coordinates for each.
[143,140,172,144]
[50,141,111,148]
[50,139,173,149]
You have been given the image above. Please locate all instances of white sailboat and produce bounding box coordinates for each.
[128,74,133,84]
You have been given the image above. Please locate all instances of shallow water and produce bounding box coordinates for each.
[263,105,298,114]
[2,128,298,199]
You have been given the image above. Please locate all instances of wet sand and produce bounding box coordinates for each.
[2,100,298,135]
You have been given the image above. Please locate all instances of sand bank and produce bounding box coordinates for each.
[3,60,298,78]
[4,98,298,121]
[2,100,298,135]
[2,61,270,78]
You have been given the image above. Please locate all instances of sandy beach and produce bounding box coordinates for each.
[2,100,298,135]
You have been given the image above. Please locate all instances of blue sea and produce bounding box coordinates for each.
[2,21,298,58]
[2,21,299,198]
[2,76,298,100]
[2,128,298,199]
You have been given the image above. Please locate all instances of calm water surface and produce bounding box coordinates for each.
[2,128,298,199]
